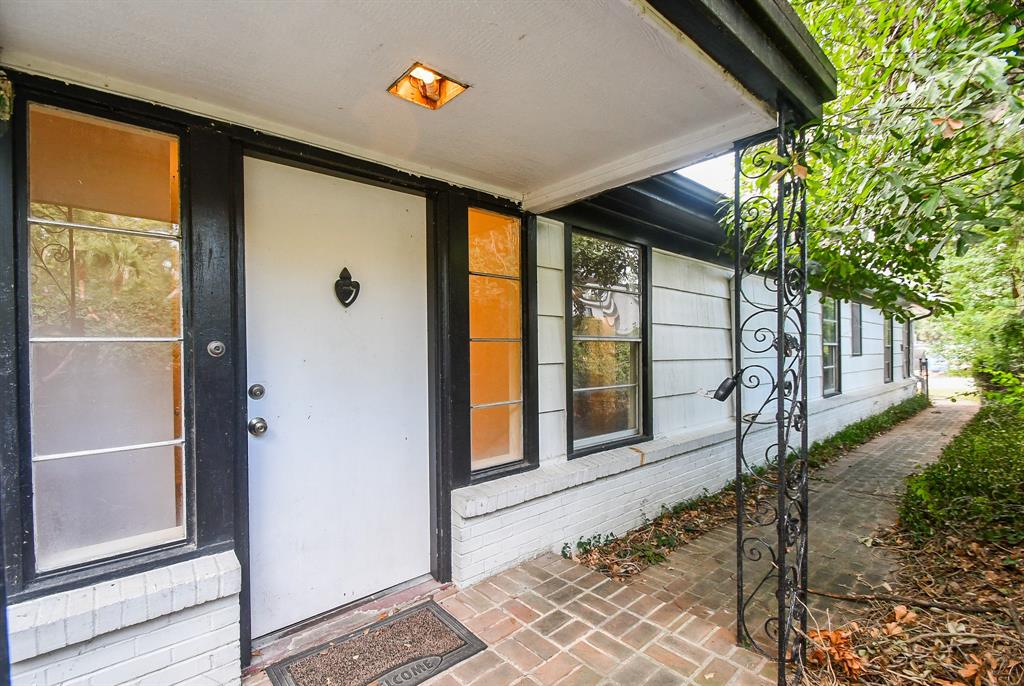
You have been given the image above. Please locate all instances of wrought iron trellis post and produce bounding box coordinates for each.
[731,102,809,686]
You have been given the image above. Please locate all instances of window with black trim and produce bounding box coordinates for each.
[902,320,912,378]
[25,103,187,572]
[821,297,840,396]
[569,231,644,452]
[4,87,242,600]
[850,302,863,356]
[468,207,525,472]
[883,317,894,383]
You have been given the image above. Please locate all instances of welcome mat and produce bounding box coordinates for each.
[266,601,485,686]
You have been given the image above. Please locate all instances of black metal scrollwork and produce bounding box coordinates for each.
[728,103,810,685]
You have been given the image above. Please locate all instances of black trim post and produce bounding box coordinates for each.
[447,194,472,486]
[428,190,453,583]
[0,84,15,686]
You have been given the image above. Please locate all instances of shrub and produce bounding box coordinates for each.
[973,315,1024,388]
[808,394,931,468]
[900,403,1024,544]
[980,369,1024,415]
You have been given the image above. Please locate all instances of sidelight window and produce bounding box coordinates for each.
[26,104,186,571]
[468,208,524,471]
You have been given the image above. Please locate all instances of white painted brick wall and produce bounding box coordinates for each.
[451,381,916,586]
[8,552,241,686]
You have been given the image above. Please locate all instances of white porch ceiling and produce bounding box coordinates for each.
[0,0,775,212]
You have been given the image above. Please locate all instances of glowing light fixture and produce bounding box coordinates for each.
[388,62,467,110]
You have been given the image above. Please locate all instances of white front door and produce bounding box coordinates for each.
[244,157,431,638]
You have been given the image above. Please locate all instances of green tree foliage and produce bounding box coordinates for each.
[916,230,1022,365]
[791,0,1023,316]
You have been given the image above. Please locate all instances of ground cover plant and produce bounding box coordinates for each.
[901,403,1024,544]
[561,394,932,580]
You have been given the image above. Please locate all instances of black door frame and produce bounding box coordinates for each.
[232,147,456,653]
[0,69,522,667]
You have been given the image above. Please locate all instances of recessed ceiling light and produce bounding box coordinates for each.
[388,62,467,110]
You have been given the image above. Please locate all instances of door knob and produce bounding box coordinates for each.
[248,417,269,437]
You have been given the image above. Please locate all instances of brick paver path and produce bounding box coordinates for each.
[245,398,977,686]
[422,399,977,686]
[658,398,979,655]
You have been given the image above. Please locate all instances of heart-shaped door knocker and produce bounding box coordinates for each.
[334,268,360,307]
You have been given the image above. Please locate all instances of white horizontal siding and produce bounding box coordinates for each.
[536,218,567,463]
[650,250,732,436]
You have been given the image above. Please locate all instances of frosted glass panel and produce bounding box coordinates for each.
[34,445,185,570]
[29,105,180,227]
[30,342,182,456]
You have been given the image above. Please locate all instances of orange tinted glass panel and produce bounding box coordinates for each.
[471,404,523,470]
[468,208,523,470]
[470,342,522,406]
[469,275,521,340]
[469,208,520,276]
[29,105,180,227]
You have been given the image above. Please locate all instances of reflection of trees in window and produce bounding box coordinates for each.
[30,202,182,340]
[570,232,642,449]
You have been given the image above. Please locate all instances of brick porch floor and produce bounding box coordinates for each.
[247,397,976,686]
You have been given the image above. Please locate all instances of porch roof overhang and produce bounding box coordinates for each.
[0,0,834,213]
[547,173,730,265]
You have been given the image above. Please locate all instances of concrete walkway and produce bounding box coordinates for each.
[423,398,977,686]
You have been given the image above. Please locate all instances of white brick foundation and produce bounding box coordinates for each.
[8,551,242,686]
[451,381,916,586]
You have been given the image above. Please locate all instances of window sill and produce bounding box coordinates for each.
[467,458,538,486]
[6,550,240,663]
[570,433,649,460]
[451,422,733,518]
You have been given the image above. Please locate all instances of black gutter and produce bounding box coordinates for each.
[648,0,837,122]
